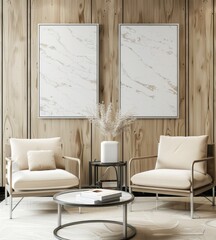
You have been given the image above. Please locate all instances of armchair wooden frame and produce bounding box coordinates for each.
[128,144,215,218]
[5,154,81,219]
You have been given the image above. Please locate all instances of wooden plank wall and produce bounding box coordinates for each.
[91,0,123,181]
[0,0,2,184]
[188,0,214,139]
[2,0,28,185]
[0,0,215,186]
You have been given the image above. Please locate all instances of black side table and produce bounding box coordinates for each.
[89,161,127,191]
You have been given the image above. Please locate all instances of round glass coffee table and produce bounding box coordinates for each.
[53,189,136,240]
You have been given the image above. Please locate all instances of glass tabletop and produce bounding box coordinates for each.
[53,189,134,207]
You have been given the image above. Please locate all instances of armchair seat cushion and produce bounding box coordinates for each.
[12,169,79,191]
[131,169,212,190]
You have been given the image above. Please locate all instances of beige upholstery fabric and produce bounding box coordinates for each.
[131,169,212,190]
[156,135,208,174]
[12,169,79,191]
[10,137,64,170]
[27,150,56,171]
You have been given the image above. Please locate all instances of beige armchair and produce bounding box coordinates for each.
[129,135,215,218]
[5,137,81,219]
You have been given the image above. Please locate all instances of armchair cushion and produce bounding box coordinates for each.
[131,169,212,190]
[10,137,64,170]
[156,135,208,174]
[11,169,79,191]
[27,150,56,171]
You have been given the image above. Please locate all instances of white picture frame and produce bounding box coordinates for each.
[38,24,99,118]
[119,24,179,118]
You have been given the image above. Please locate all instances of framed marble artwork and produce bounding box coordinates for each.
[39,24,99,118]
[119,24,179,118]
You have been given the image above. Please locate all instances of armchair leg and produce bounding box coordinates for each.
[156,193,159,200]
[190,192,194,219]
[155,193,159,210]
[212,187,215,206]
[5,186,8,205]
[129,186,133,212]
[10,195,13,219]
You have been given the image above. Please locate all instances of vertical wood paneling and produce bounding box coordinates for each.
[91,0,123,163]
[2,0,28,185]
[123,0,186,176]
[3,0,28,139]
[189,0,213,140]
[214,0,216,182]
[0,0,2,185]
[185,0,189,136]
[31,0,91,185]
[27,0,31,139]
[91,0,123,183]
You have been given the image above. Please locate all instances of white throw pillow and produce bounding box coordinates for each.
[27,150,56,171]
[10,137,64,170]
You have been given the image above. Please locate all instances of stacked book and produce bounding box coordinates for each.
[75,189,122,204]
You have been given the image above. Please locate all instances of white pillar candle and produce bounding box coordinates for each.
[101,141,119,163]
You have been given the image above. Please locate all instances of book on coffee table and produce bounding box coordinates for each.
[75,194,120,204]
[80,189,122,201]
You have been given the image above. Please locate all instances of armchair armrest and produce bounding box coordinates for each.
[129,155,157,186]
[5,157,13,173]
[5,157,13,163]
[5,157,13,194]
[63,156,81,187]
[191,157,215,190]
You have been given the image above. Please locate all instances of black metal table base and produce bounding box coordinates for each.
[53,219,136,240]
[89,161,128,191]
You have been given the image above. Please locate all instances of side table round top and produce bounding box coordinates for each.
[90,160,127,166]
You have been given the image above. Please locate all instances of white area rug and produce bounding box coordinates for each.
[0,196,216,239]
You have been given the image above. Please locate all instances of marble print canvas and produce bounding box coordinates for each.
[39,24,98,118]
[120,24,179,118]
